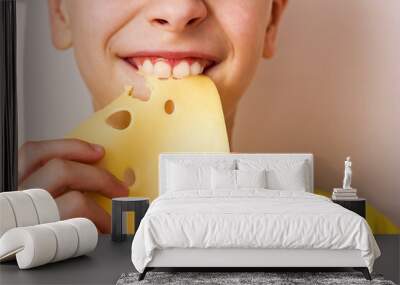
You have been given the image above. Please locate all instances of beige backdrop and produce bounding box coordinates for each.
[233,1,400,226]
[18,1,400,226]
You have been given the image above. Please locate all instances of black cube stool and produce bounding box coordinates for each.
[112,197,149,242]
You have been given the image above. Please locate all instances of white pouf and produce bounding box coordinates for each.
[0,225,57,269]
[0,196,17,237]
[43,221,79,262]
[0,218,98,269]
[24,189,60,223]
[0,192,39,227]
[65,218,98,257]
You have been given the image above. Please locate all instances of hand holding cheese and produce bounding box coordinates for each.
[18,139,129,233]
[68,75,230,214]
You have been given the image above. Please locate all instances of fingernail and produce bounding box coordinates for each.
[91,143,104,153]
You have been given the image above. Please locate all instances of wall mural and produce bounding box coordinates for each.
[17,1,399,234]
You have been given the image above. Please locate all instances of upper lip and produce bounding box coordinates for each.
[122,51,220,62]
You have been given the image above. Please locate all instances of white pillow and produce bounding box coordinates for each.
[267,166,307,191]
[238,159,308,191]
[211,169,267,190]
[166,160,236,192]
[236,169,267,188]
[167,163,210,191]
[211,168,236,190]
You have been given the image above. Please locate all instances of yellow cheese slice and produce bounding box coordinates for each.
[67,75,230,215]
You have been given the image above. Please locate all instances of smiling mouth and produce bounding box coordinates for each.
[124,52,217,79]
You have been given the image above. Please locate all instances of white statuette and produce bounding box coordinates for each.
[172,61,190,78]
[1,192,39,227]
[141,59,154,75]
[153,61,171,78]
[190,61,203,75]
[342,156,352,189]
[0,196,16,237]
[24,189,60,224]
[43,221,79,262]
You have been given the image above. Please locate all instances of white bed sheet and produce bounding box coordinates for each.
[131,190,380,273]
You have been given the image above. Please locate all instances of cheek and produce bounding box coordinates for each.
[215,2,269,99]
[210,1,270,119]
[226,4,267,40]
[67,1,140,105]
[68,0,138,40]
[224,2,269,68]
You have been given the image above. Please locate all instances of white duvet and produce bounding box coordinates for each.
[131,190,380,273]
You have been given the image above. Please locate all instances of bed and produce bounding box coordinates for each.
[131,153,380,280]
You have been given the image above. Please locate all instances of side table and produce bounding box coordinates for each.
[112,197,149,242]
[332,198,366,218]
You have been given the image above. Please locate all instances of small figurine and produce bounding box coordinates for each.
[342,156,352,189]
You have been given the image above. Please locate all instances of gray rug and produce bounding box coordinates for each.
[117,272,396,285]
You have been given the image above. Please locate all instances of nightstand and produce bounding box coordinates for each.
[332,198,366,218]
[111,197,149,242]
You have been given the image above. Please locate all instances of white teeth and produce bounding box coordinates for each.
[141,59,153,75]
[137,58,206,79]
[190,61,204,76]
[172,61,190,79]
[153,61,171,78]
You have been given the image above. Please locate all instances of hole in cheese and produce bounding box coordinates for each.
[123,167,136,187]
[106,111,131,130]
[164,100,175,114]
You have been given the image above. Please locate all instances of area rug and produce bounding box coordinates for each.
[116,271,396,285]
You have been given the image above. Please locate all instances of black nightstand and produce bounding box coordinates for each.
[332,198,366,218]
[111,197,150,242]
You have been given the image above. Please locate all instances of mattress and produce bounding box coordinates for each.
[131,189,380,273]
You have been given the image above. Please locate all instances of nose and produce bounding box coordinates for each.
[146,0,208,33]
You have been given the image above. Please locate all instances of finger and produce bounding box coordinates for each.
[55,191,111,233]
[18,139,104,183]
[20,158,129,199]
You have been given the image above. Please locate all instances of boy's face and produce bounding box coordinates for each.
[49,0,287,122]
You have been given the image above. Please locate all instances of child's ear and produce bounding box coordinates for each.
[48,0,72,50]
[263,0,288,59]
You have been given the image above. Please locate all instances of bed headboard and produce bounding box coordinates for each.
[159,153,314,195]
